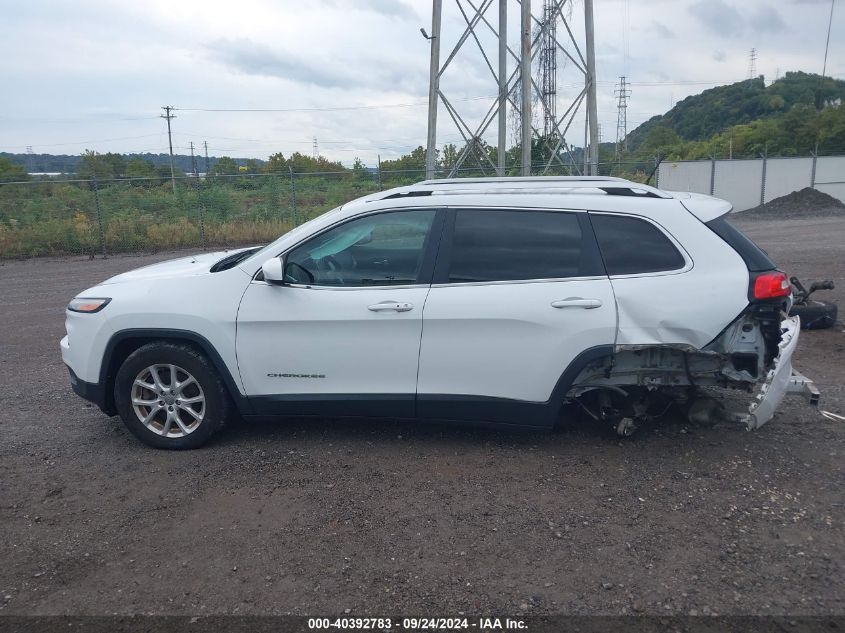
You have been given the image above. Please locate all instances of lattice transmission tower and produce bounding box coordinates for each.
[540,0,558,138]
[424,0,599,178]
[747,48,758,81]
[614,75,630,156]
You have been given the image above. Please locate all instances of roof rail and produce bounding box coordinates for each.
[417,176,627,185]
[379,176,671,200]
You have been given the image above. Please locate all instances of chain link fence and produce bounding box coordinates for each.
[0,161,658,259]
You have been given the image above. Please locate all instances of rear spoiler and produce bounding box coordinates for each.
[669,191,733,223]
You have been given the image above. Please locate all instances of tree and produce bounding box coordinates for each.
[440,144,459,172]
[352,157,369,180]
[0,156,28,182]
[286,152,345,173]
[77,150,126,180]
[264,152,288,174]
[212,156,238,176]
[125,157,157,181]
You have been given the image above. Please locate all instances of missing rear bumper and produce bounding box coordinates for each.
[732,316,819,430]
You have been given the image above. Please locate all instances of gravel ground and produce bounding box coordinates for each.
[0,218,843,617]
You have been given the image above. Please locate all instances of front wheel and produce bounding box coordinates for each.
[114,342,230,449]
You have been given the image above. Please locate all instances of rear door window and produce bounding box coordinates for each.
[446,209,598,282]
[590,214,686,275]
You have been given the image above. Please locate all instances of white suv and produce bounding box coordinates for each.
[61,177,818,449]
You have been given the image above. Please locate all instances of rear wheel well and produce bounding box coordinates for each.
[101,335,226,415]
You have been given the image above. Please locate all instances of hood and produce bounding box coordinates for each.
[100,248,253,285]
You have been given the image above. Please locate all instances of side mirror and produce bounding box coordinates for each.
[261,257,286,285]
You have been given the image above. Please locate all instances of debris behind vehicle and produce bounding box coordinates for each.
[820,410,845,422]
[736,187,845,220]
[790,276,838,330]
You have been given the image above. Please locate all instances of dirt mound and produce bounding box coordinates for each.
[735,187,845,220]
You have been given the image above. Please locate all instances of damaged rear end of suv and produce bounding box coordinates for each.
[566,192,819,436]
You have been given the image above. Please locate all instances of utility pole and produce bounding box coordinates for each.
[203,140,210,176]
[189,141,206,248]
[585,0,599,176]
[615,76,631,157]
[425,0,442,179]
[520,0,532,176]
[189,141,197,175]
[161,105,177,193]
[312,136,319,160]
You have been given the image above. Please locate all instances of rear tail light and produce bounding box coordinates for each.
[753,271,790,300]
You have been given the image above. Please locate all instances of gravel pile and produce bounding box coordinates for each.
[735,187,845,220]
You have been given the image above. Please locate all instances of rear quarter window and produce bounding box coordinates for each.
[590,214,686,276]
[705,216,775,272]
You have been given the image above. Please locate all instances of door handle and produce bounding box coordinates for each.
[368,301,414,312]
[551,297,603,309]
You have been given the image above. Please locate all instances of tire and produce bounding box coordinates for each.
[789,300,838,330]
[114,342,230,449]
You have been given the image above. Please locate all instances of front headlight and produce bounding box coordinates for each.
[68,297,111,313]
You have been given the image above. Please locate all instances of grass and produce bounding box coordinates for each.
[0,174,391,258]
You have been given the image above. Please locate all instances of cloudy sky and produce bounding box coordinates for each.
[1,0,841,165]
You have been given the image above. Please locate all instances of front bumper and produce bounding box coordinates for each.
[742,315,819,430]
[67,365,111,414]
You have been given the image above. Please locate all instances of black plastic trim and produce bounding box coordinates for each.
[380,190,433,200]
[67,365,108,410]
[98,329,252,416]
[597,187,661,198]
[249,394,415,418]
[416,395,552,428]
[415,208,447,285]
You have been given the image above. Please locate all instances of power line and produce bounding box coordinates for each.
[174,95,496,114]
[822,0,835,78]
[4,133,163,149]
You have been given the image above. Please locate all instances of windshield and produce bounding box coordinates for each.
[238,205,344,268]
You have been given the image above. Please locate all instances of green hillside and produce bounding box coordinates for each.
[627,72,845,149]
